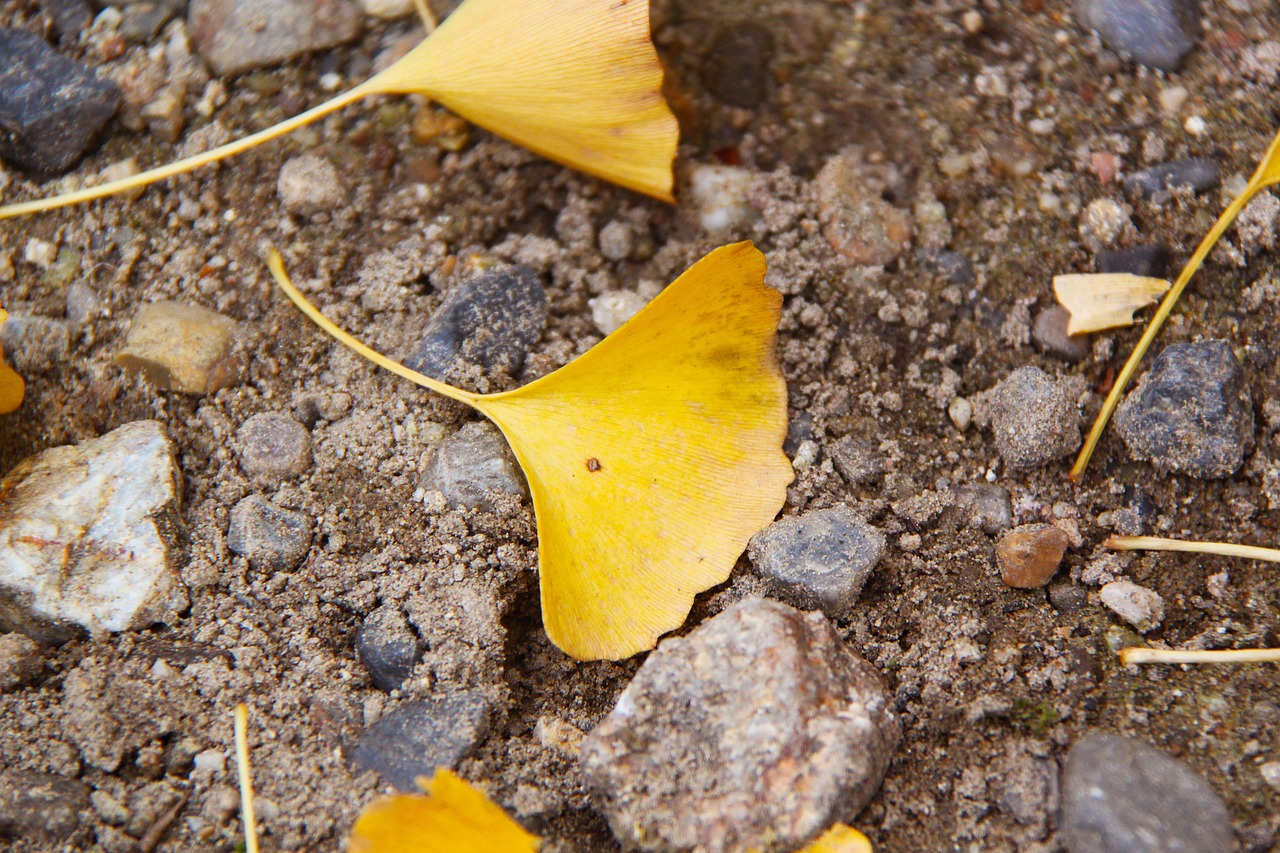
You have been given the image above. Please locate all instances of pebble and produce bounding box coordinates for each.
[1049,583,1089,613]
[0,28,122,173]
[226,495,312,572]
[1114,340,1253,478]
[42,0,93,40]
[996,523,1070,589]
[989,367,1083,470]
[1032,305,1091,363]
[948,396,973,431]
[356,605,424,692]
[361,0,413,18]
[580,598,899,852]
[816,153,913,266]
[277,152,347,214]
[1075,0,1200,71]
[1099,580,1164,632]
[114,301,244,395]
[349,693,491,792]
[119,0,184,43]
[0,770,89,841]
[404,265,547,384]
[747,507,886,615]
[588,290,647,336]
[1124,157,1220,202]
[687,164,760,232]
[420,422,527,512]
[700,22,774,108]
[950,483,1013,535]
[1078,197,1134,254]
[920,249,976,286]
[237,412,312,481]
[1062,731,1232,852]
[0,632,43,692]
[828,434,887,486]
[1095,243,1169,278]
[597,220,634,261]
[0,314,70,374]
[188,0,364,76]
[0,421,187,642]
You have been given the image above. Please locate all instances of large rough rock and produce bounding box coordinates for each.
[188,0,363,76]
[581,598,900,852]
[0,421,187,643]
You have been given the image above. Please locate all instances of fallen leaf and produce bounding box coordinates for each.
[1052,273,1170,335]
[801,824,875,853]
[268,241,791,660]
[0,0,678,220]
[0,308,24,414]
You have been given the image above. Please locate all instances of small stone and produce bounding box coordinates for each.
[404,265,547,384]
[687,164,759,232]
[40,0,93,39]
[1095,243,1169,278]
[948,396,973,431]
[1049,583,1089,613]
[816,154,913,266]
[581,599,899,852]
[0,632,43,691]
[90,790,129,827]
[192,749,226,776]
[828,435,886,486]
[119,0,184,43]
[1075,0,1200,71]
[226,495,312,572]
[1099,580,1164,632]
[1062,731,1232,852]
[588,290,647,336]
[349,694,491,792]
[997,523,1070,589]
[1033,305,1091,363]
[237,412,312,481]
[951,483,1013,535]
[700,22,774,108]
[188,0,363,76]
[420,422,527,512]
[361,0,413,18]
[0,770,89,841]
[1125,157,1219,202]
[1260,761,1280,793]
[114,301,244,395]
[597,220,634,261]
[0,314,70,375]
[0,29,122,173]
[356,605,424,692]
[277,152,347,214]
[1115,340,1253,478]
[748,507,886,616]
[989,367,1083,470]
[1078,197,1134,254]
[0,421,187,642]
[921,249,977,286]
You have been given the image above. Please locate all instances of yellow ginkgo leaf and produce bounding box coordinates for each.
[801,824,875,853]
[268,241,792,660]
[0,0,677,220]
[1052,273,1170,335]
[0,308,24,414]
[347,769,540,853]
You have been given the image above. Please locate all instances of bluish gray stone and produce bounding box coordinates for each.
[349,694,491,792]
[356,605,423,693]
[748,507,886,615]
[420,422,527,512]
[0,29,121,173]
[226,495,312,571]
[1125,158,1219,202]
[1076,0,1200,71]
[1115,340,1253,478]
[1062,731,1233,853]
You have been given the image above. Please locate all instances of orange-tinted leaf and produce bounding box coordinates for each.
[0,308,24,414]
[800,824,875,853]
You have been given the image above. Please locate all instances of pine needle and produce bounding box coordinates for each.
[1120,647,1280,665]
[1105,534,1280,563]
[234,704,261,853]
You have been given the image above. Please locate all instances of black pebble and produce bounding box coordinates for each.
[357,606,424,693]
[349,694,491,792]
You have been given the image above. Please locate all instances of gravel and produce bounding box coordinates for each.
[356,605,424,692]
[187,0,363,76]
[1099,580,1164,632]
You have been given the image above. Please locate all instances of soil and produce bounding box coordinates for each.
[2,0,1280,851]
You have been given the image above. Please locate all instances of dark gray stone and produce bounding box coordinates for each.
[581,598,899,853]
[404,265,547,384]
[0,633,43,692]
[420,422,527,512]
[748,507,886,615]
[1062,731,1234,853]
[950,483,1013,535]
[237,412,312,481]
[1076,0,1200,71]
[1125,157,1220,202]
[0,314,70,375]
[1049,583,1088,613]
[990,367,1083,470]
[920,249,977,286]
[119,0,186,44]
[188,0,363,76]
[356,605,424,693]
[226,495,312,571]
[40,0,93,40]
[1033,305,1091,363]
[0,29,121,174]
[828,434,886,486]
[1096,243,1169,278]
[0,770,89,842]
[349,694,491,792]
[701,22,774,108]
[1115,340,1254,478]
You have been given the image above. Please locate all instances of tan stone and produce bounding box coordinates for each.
[115,301,243,395]
[997,523,1070,589]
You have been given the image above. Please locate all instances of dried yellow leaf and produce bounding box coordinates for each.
[268,241,791,660]
[347,769,540,853]
[0,0,677,219]
[1052,273,1170,335]
[0,308,24,415]
[801,824,875,853]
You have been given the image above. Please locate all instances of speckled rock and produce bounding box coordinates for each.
[1125,157,1219,202]
[748,507,886,615]
[1115,340,1253,478]
[1033,305,1090,363]
[1075,0,1200,71]
[188,0,363,76]
[114,301,244,395]
[997,523,1070,589]
[1099,580,1164,632]
[989,367,1083,470]
[816,153,913,266]
[277,152,347,214]
[420,421,527,512]
[349,693,491,791]
[404,265,547,384]
[0,28,121,173]
[356,605,423,692]
[237,412,312,481]
[581,598,899,853]
[1062,731,1232,852]
[0,421,187,643]
[0,632,43,692]
[226,495,312,572]
[951,483,1014,535]
[0,770,89,841]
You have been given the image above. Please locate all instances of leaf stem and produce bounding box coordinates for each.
[1104,534,1280,563]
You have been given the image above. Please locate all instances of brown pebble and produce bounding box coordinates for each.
[997,523,1070,589]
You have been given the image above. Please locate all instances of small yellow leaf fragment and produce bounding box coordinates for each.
[347,769,540,853]
[0,308,24,414]
[801,824,875,853]
[1053,273,1170,335]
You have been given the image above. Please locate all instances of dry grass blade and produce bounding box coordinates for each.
[234,703,260,853]
[1052,273,1170,335]
[1070,127,1280,480]
[1120,647,1280,665]
[1105,534,1280,563]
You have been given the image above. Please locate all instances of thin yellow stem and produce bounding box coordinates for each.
[1105,534,1280,563]
[234,704,260,853]
[1121,647,1280,665]
[413,0,438,32]
[266,251,481,408]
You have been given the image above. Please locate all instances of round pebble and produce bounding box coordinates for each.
[226,495,313,571]
[989,367,1083,470]
[1075,0,1200,71]
[237,412,313,481]
[598,220,635,261]
[277,152,347,214]
[1033,306,1091,363]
